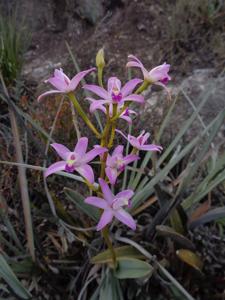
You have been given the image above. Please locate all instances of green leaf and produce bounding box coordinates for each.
[0,254,31,299]
[91,245,144,264]
[64,187,100,221]
[99,270,124,300]
[114,258,153,279]
[178,108,225,194]
[9,257,33,274]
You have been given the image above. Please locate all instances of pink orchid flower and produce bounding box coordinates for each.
[45,137,107,184]
[117,130,163,152]
[38,68,95,101]
[83,77,144,111]
[126,55,171,89]
[106,145,139,185]
[85,178,136,231]
[86,99,137,124]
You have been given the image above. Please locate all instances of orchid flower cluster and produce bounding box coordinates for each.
[39,50,170,265]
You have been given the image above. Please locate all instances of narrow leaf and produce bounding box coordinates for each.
[0,255,31,299]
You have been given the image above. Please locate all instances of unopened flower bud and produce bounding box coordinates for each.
[96,48,105,69]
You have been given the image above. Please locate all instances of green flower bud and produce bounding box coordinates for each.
[96,48,105,69]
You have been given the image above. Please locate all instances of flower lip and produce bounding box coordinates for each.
[160,77,169,84]
[112,91,123,103]
[65,164,75,173]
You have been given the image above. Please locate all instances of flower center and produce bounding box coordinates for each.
[112,197,130,210]
[116,158,125,172]
[112,89,122,103]
[123,108,129,116]
[65,154,76,172]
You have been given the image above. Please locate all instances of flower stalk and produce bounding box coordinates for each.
[102,226,117,269]
[68,92,101,138]
[39,51,169,273]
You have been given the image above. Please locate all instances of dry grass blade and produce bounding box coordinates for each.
[0,74,35,261]
[132,196,157,216]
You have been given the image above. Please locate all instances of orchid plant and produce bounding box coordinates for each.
[39,50,170,270]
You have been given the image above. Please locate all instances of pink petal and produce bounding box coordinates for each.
[89,100,109,113]
[115,189,134,200]
[76,164,94,183]
[37,90,62,102]
[105,167,118,185]
[121,78,143,97]
[142,132,150,144]
[47,76,68,91]
[123,154,139,165]
[149,63,171,82]
[98,178,114,204]
[54,68,70,83]
[137,130,145,139]
[127,136,141,148]
[107,77,122,93]
[84,147,107,163]
[127,109,137,115]
[120,115,132,123]
[44,161,66,177]
[127,55,143,66]
[140,144,163,152]
[123,94,144,103]
[96,210,113,231]
[85,196,108,209]
[74,137,88,156]
[83,84,109,100]
[51,143,71,160]
[114,209,136,230]
[112,145,124,156]
[126,61,142,68]
[68,68,96,91]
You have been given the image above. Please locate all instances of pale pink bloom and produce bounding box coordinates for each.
[85,178,136,231]
[106,145,139,185]
[83,77,144,111]
[126,55,171,90]
[38,68,95,101]
[117,130,163,152]
[45,137,107,184]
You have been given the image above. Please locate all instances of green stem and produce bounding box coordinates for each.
[108,122,116,148]
[102,227,117,268]
[68,92,101,138]
[135,80,150,94]
[108,104,117,147]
